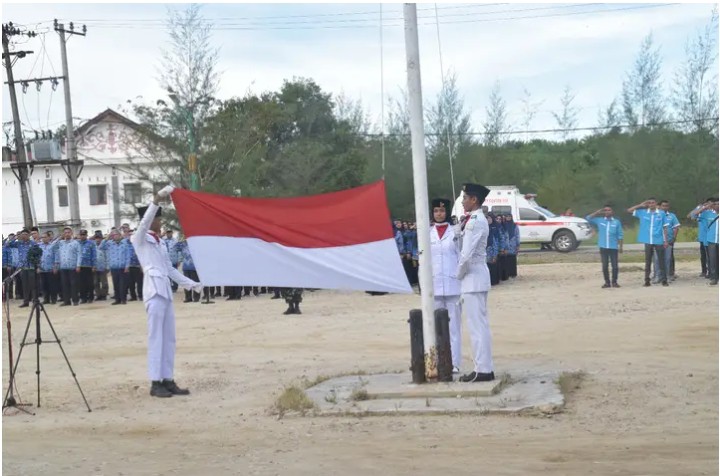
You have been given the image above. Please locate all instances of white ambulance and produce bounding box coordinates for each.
[451,186,593,252]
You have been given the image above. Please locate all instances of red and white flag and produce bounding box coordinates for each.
[171,181,412,293]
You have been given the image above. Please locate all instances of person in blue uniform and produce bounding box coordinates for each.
[627,198,669,287]
[586,205,624,288]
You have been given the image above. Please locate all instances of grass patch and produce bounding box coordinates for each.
[271,385,316,417]
[556,371,586,401]
[302,370,370,389]
[349,388,370,401]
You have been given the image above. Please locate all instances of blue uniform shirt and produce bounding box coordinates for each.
[162,237,180,265]
[127,242,140,267]
[2,244,12,268]
[78,239,97,268]
[633,208,668,245]
[704,211,719,245]
[95,241,108,271]
[38,241,58,272]
[664,212,680,243]
[55,239,82,270]
[586,216,624,250]
[100,239,130,270]
[176,241,195,271]
[6,239,41,269]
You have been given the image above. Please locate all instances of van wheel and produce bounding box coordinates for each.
[553,230,577,253]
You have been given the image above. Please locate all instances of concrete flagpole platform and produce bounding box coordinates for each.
[303,366,568,416]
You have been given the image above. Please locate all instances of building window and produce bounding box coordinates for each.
[123,183,142,204]
[58,186,68,207]
[89,184,107,205]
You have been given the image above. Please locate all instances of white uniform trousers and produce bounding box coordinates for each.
[462,292,493,373]
[145,295,176,381]
[433,295,462,369]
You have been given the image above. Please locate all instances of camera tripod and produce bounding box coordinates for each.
[2,272,91,413]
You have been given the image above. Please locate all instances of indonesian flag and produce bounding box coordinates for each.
[171,181,412,294]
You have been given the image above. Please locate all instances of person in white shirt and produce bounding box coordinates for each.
[429,198,462,373]
[131,186,203,398]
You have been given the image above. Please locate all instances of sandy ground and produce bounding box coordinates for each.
[2,261,717,476]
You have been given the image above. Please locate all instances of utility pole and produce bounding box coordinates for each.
[403,4,437,379]
[2,22,35,229]
[54,20,86,227]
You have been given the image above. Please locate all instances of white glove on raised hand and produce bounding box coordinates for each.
[157,185,175,199]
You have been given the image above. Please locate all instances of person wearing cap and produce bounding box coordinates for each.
[456,183,495,383]
[429,198,462,373]
[93,231,109,301]
[131,186,203,398]
[585,205,624,288]
[77,230,97,303]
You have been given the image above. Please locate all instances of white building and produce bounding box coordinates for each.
[2,109,171,236]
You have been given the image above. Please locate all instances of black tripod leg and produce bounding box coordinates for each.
[35,303,41,408]
[40,306,92,412]
[3,303,36,414]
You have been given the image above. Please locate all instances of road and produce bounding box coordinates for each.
[524,241,699,254]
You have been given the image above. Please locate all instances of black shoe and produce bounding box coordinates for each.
[43,299,51,304]
[271,295,281,300]
[59,302,70,307]
[459,371,495,383]
[601,283,611,289]
[283,305,294,315]
[111,301,122,305]
[51,299,57,304]
[294,304,302,315]
[162,379,190,396]
[19,303,29,308]
[644,280,651,287]
[72,302,79,306]
[661,281,669,287]
[709,280,718,286]
[150,381,172,398]
[612,283,621,288]
[183,299,193,303]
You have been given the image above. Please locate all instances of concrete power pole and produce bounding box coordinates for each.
[54,20,86,227]
[2,23,35,229]
[403,4,437,379]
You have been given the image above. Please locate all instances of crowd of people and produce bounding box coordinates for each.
[582,197,719,287]
[2,224,303,313]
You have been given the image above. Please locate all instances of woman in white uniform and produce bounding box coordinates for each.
[429,198,462,373]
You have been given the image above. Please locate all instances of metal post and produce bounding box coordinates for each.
[403,3,437,379]
[408,309,425,384]
[56,23,80,226]
[2,26,34,229]
[434,308,453,382]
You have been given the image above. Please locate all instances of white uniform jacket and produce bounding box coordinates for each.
[430,223,461,297]
[456,210,491,293]
[130,202,198,301]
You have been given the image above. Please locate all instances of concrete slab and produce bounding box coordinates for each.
[304,369,565,417]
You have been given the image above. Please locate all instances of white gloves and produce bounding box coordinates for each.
[192,283,204,294]
[157,185,175,198]
[452,224,462,236]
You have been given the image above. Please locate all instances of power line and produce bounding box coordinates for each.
[35,4,675,31]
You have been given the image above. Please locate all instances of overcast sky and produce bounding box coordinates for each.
[2,2,717,143]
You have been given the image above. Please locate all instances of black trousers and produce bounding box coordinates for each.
[707,243,719,281]
[700,243,708,275]
[183,270,201,302]
[644,244,667,284]
[508,254,518,277]
[488,261,500,285]
[79,267,94,302]
[40,271,58,303]
[19,269,37,304]
[14,268,23,300]
[600,248,619,284]
[60,269,79,304]
[128,267,143,299]
[499,255,510,281]
[110,269,128,303]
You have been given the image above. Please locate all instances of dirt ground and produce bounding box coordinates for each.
[2,260,718,476]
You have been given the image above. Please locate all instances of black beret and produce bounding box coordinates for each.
[431,198,452,211]
[137,206,162,219]
[462,183,491,203]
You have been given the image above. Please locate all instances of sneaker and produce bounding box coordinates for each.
[162,379,190,396]
[459,371,495,383]
[601,283,611,289]
[612,283,621,288]
[150,381,172,398]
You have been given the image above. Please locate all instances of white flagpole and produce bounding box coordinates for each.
[403,3,437,379]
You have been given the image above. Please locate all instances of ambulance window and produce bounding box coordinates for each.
[492,206,511,215]
[519,208,544,220]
